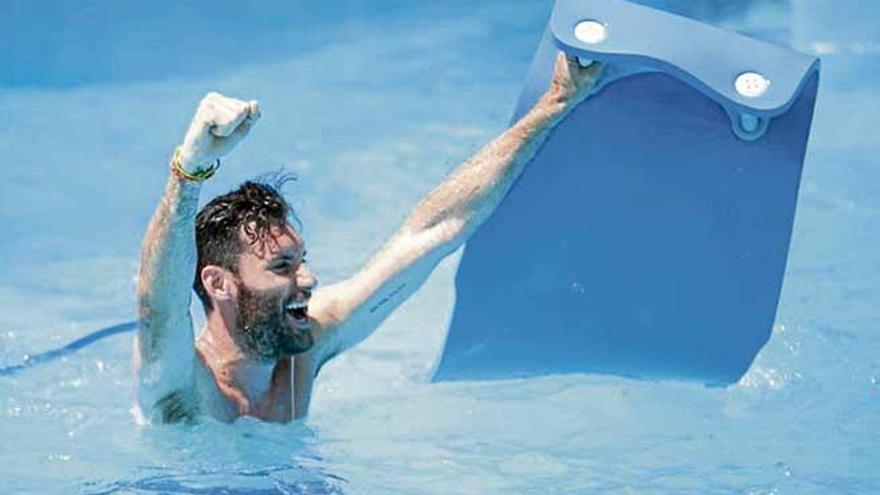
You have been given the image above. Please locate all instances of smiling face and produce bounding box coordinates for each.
[232,223,317,360]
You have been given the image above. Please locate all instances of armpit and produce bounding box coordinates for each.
[154,388,198,423]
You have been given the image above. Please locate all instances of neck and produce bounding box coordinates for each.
[198,307,279,401]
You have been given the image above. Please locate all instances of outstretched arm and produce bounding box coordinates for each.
[309,54,603,361]
[133,93,260,422]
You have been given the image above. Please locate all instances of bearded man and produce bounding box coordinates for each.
[133,54,602,423]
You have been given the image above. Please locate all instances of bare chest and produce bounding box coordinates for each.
[195,355,314,422]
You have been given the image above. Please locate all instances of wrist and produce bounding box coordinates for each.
[171,146,220,182]
[531,94,573,126]
[176,145,211,172]
[540,90,577,112]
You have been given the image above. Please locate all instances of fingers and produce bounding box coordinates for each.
[577,58,604,81]
[230,102,261,141]
[557,53,604,87]
[564,54,581,71]
[553,52,569,79]
[562,54,602,79]
[552,53,584,85]
[247,99,261,118]
[205,93,260,138]
[179,93,261,168]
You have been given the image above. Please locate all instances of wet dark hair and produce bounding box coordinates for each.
[193,174,298,311]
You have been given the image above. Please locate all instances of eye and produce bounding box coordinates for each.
[271,260,294,273]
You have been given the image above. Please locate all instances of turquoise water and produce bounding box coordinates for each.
[1,1,878,493]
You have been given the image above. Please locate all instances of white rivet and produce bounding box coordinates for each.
[734,71,770,98]
[574,20,607,44]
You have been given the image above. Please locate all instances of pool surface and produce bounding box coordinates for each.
[1,0,878,493]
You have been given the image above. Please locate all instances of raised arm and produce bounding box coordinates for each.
[133,93,260,422]
[310,54,603,361]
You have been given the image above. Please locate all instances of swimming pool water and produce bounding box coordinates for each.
[1,1,878,493]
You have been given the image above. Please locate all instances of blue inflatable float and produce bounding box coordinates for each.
[432,0,820,385]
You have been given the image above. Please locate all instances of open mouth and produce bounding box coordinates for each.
[284,300,310,329]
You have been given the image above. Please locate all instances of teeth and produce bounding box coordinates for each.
[285,301,308,311]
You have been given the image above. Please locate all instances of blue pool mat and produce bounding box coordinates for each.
[431,0,820,385]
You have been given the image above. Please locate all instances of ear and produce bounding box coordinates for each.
[200,265,238,304]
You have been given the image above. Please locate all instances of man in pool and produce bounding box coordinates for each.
[134,54,602,423]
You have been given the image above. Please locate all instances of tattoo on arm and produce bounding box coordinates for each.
[369,283,407,314]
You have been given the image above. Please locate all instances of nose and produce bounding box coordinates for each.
[295,263,318,297]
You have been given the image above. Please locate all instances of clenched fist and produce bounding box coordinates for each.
[177,92,261,172]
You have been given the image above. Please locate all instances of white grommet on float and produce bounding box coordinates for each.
[734,71,771,98]
[574,20,607,44]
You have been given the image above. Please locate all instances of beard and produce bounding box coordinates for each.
[235,282,314,360]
